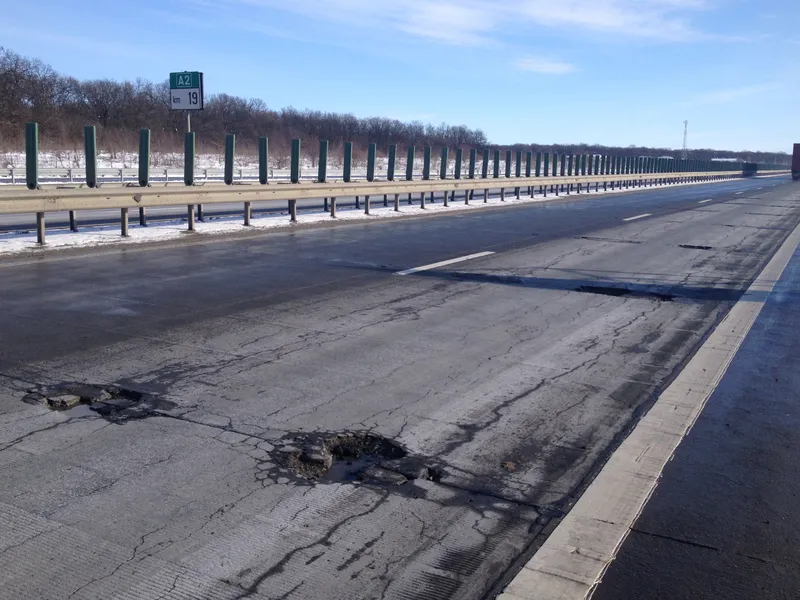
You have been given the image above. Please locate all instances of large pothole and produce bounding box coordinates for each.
[275,432,442,485]
[23,383,175,423]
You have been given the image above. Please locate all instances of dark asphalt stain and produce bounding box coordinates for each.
[574,285,676,302]
[678,244,713,250]
[579,236,642,244]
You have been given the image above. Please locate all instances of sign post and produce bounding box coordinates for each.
[170,72,203,217]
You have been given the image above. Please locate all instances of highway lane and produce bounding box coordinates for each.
[0,176,797,600]
[0,175,776,233]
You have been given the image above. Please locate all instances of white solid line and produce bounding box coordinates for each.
[698,199,713,204]
[622,213,651,222]
[395,251,495,275]
[499,218,800,600]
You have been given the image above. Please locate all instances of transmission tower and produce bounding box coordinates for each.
[681,120,689,160]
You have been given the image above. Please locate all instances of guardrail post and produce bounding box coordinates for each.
[365,143,376,214]
[258,136,269,184]
[454,148,463,203]
[406,145,414,205]
[224,133,235,185]
[388,144,397,182]
[406,146,416,206]
[424,146,433,204]
[525,151,532,195]
[184,132,197,227]
[344,141,353,183]
[543,152,549,196]
[440,147,449,206]
[610,156,615,190]
[482,149,489,202]
[467,148,476,202]
[290,138,301,184]
[469,148,476,179]
[139,128,150,188]
[367,142,376,182]
[497,150,504,200]
[515,150,522,198]
[121,208,129,237]
[289,138,300,221]
[594,155,600,191]
[319,140,328,210]
[184,132,195,186]
[84,125,97,188]
[139,129,148,227]
[36,211,45,246]
[244,201,251,226]
[319,139,328,182]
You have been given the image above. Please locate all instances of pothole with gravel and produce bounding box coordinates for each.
[23,383,175,423]
[273,432,443,485]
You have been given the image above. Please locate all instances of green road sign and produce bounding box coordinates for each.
[170,72,204,110]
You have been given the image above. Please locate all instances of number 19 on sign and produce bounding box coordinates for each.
[169,72,204,111]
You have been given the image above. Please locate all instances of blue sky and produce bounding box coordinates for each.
[1,0,798,152]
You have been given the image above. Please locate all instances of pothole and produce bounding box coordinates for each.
[23,383,175,423]
[276,432,442,485]
[574,285,675,302]
[679,244,713,250]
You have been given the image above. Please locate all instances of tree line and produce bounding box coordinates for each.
[0,47,789,165]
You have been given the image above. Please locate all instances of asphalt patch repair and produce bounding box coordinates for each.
[23,382,176,423]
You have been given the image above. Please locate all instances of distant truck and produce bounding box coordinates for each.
[742,162,758,177]
[793,144,800,180]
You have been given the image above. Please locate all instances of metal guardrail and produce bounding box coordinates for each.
[2,169,787,245]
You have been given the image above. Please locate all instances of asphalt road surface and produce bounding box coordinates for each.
[0,175,797,600]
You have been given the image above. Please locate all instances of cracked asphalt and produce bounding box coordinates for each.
[0,176,798,600]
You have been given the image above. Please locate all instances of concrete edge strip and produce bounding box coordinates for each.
[395,251,495,275]
[498,217,800,600]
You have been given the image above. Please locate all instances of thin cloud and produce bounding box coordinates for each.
[682,83,780,107]
[186,0,744,45]
[514,56,577,74]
